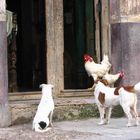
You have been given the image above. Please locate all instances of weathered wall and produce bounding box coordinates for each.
[110,0,140,85]
[111,23,140,85]
[110,0,140,114]
[110,0,140,23]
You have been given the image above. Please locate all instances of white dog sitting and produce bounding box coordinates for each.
[94,80,140,127]
[32,84,54,132]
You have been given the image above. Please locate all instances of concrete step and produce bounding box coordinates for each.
[9,96,124,125]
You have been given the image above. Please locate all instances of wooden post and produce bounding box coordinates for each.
[0,0,11,127]
[53,0,64,93]
[101,0,110,57]
[94,0,101,62]
[45,0,64,96]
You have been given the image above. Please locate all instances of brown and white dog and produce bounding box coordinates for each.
[94,80,140,127]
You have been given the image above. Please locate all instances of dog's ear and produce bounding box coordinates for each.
[101,79,109,86]
[39,84,44,88]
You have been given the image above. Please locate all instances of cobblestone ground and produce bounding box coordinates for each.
[0,118,140,140]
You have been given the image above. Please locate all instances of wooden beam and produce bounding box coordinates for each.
[101,0,110,57]
[45,0,56,88]
[53,0,64,94]
[94,0,101,62]
[45,0,64,96]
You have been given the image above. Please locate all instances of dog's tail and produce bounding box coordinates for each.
[39,121,47,129]
[134,82,140,93]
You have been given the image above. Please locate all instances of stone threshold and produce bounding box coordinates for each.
[9,96,96,125]
[8,89,94,101]
[8,89,124,125]
[9,95,124,125]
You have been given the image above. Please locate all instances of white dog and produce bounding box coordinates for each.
[32,84,54,132]
[94,80,140,127]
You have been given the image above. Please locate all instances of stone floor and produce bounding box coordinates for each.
[0,118,140,140]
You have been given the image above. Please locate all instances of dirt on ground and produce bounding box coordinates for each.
[0,123,67,140]
[1,118,140,140]
[0,123,98,140]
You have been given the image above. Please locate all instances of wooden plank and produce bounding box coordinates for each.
[45,0,64,96]
[53,0,64,94]
[60,89,94,97]
[8,89,93,100]
[9,91,41,101]
[94,0,101,62]
[45,0,56,86]
[101,0,110,57]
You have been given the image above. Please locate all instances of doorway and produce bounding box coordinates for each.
[6,0,100,92]
[63,0,96,89]
[6,0,46,92]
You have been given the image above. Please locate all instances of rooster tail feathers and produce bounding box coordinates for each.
[101,54,111,69]
[103,54,109,61]
[134,82,140,92]
[101,54,110,64]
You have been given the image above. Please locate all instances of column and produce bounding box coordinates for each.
[110,0,140,114]
[45,0,64,96]
[0,0,11,127]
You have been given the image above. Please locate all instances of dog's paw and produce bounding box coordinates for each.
[135,121,139,126]
[98,121,106,125]
[104,120,110,125]
[49,123,53,127]
[126,123,133,127]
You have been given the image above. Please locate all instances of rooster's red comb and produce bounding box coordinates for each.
[118,71,124,77]
[84,54,93,62]
[84,54,89,57]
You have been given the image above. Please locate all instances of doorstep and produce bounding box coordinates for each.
[9,96,124,125]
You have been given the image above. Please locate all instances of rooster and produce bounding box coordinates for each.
[84,54,111,82]
[103,71,124,86]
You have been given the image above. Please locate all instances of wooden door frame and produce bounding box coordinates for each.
[9,0,64,98]
[9,0,111,99]
[45,0,111,97]
[94,0,111,62]
[61,0,111,97]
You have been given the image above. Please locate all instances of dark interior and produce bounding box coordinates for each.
[6,0,46,91]
[6,0,96,92]
[63,0,96,89]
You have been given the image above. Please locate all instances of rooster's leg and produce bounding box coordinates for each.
[87,83,95,91]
